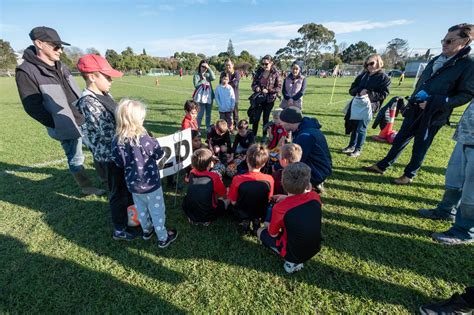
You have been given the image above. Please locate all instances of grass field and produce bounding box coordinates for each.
[1,74,473,313]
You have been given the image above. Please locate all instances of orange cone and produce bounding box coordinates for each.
[372,102,397,143]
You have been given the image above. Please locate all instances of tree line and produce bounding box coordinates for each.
[1,26,433,73]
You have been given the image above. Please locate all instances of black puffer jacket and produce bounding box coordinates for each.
[406,45,474,126]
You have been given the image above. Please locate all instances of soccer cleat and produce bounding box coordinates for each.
[418,209,455,222]
[348,150,361,158]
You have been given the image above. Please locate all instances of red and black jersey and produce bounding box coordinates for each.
[182,169,226,222]
[228,171,274,220]
[269,191,322,263]
[268,123,288,150]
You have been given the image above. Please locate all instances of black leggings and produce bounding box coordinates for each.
[252,101,275,137]
[103,162,133,231]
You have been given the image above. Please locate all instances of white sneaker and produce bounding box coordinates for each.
[283,261,304,274]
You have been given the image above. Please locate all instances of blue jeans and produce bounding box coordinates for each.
[445,144,474,239]
[197,102,212,130]
[433,143,463,218]
[376,116,442,178]
[348,119,369,150]
[132,187,168,241]
[60,138,85,173]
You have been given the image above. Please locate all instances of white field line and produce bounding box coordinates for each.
[1,158,67,175]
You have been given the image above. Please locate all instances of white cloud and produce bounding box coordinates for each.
[323,19,412,34]
[238,21,300,38]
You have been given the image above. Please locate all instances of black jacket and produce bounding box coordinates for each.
[349,70,391,113]
[406,45,474,126]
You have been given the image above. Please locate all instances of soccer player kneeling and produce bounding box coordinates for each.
[257,162,322,273]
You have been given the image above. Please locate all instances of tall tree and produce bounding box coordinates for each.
[227,39,235,57]
[85,47,101,55]
[142,48,147,56]
[285,23,335,73]
[105,49,123,70]
[63,46,84,65]
[383,38,409,68]
[0,39,18,70]
[341,41,376,64]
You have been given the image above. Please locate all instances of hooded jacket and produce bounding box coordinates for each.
[292,117,332,185]
[15,46,83,140]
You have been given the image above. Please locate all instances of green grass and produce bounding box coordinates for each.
[1,75,472,313]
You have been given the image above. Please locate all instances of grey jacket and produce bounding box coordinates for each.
[16,46,82,140]
[454,100,474,145]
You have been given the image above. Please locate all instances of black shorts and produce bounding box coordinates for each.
[259,228,282,255]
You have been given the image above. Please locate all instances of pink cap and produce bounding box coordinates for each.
[77,54,123,77]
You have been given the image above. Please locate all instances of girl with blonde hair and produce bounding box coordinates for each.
[112,99,178,248]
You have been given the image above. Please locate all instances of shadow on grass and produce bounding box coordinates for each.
[0,163,186,288]
[331,166,445,190]
[1,235,185,313]
[327,182,439,205]
[0,161,468,312]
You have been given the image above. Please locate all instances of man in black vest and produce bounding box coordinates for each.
[16,26,105,196]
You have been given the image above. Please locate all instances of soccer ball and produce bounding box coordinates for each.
[127,205,140,227]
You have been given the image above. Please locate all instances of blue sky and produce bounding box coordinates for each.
[1,0,472,58]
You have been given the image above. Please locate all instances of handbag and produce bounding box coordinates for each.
[247,92,266,124]
[349,95,373,120]
[193,83,212,104]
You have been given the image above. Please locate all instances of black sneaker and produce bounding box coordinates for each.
[419,292,473,315]
[158,229,178,248]
[418,209,455,222]
[143,229,154,240]
[113,229,138,241]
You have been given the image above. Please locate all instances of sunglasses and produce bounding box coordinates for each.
[45,42,63,51]
[261,62,270,66]
[366,61,376,67]
[441,37,461,45]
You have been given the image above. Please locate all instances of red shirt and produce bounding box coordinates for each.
[181,113,198,131]
[269,191,321,258]
[228,171,274,203]
[268,123,288,150]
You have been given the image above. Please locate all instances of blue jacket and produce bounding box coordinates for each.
[293,117,332,185]
[215,84,235,112]
[111,134,164,194]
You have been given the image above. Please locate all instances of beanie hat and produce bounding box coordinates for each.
[280,106,303,123]
[291,60,304,73]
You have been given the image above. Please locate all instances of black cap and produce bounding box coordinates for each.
[280,106,303,123]
[29,26,70,46]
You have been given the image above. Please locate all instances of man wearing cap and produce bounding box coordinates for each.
[279,106,332,192]
[15,26,104,196]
